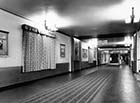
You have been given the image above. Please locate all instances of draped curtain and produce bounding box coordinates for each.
[88,47,94,63]
[22,24,56,72]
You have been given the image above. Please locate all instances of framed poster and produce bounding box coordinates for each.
[0,30,9,56]
[74,40,80,61]
[82,49,88,59]
[93,48,97,61]
[60,44,65,58]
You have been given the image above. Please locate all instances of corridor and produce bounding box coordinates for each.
[1,0,140,103]
[0,65,140,103]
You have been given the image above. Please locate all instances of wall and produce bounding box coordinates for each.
[0,9,24,67]
[54,32,71,71]
[137,31,140,72]
[132,33,137,72]
[0,9,71,88]
[81,40,97,69]
[98,37,125,46]
[81,42,88,62]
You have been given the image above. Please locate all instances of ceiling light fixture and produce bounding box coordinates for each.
[130,7,135,23]
[44,20,58,32]
[125,6,140,24]
[44,9,58,32]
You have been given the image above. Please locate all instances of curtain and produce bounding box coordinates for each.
[88,48,94,63]
[50,37,56,69]
[22,24,56,72]
[42,36,48,70]
[46,37,56,69]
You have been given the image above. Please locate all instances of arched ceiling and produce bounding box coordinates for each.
[0,0,140,38]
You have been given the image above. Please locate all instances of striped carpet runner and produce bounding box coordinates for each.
[20,69,113,103]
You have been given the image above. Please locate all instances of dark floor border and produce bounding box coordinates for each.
[81,61,96,69]
[0,70,70,92]
[0,64,98,92]
[0,63,69,89]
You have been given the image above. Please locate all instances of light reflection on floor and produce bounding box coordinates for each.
[119,66,137,103]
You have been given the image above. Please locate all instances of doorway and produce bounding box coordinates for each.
[110,53,119,63]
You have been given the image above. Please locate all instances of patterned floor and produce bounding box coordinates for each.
[20,69,113,103]
[0,65,140,103]
[0,66,98,103]
[20,65,140,103]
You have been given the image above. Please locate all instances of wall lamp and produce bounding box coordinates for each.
[44,20,58,32]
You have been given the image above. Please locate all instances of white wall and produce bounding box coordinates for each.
[137,31,140,72]
[54,32,71,71]
[81,42,88,61]
[0,9,71,70]
[0,9,28,67]
[81,39,97,62]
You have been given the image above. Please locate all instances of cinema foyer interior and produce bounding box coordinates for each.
[0,0,140,103]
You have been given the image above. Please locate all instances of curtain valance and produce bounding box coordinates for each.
[22,24,56,39]
[22,24,39,33]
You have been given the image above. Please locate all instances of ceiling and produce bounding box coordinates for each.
[0,0,140,38]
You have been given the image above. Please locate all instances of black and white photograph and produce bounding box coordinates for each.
[0,30,8,55]
[60,44,65,58]
[0,0,140,103]
[82,48,88,59]
[0,40,3,50]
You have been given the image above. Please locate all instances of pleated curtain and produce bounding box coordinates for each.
[42,36,48,70]
[42,36,56,70]
[88,48,94,63]
[50,37,56,69]
[22,26,56,72]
